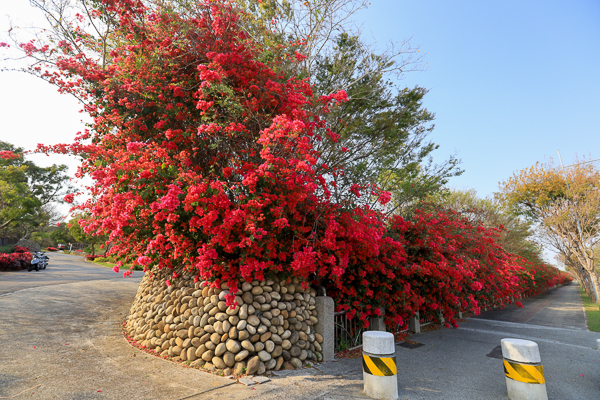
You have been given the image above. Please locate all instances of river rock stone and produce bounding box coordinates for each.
[226,339,241,353]
[223,352,235,367]
[265,340,275,353]
[258,350,271,362]
[257,362,266,375]
[215,342,227,357]
[251,286,263,295]
[257,325,268,334]
[290,357,302,369]
[126,269,321,377]
[265,358,277,370]
[233,361,246,376]
[241,340,255,352]
[290,346,301,357]
[202,350,215,361]
[289,331,299,344]
[187,347,197,361]
[248,315,260,326]
[242,292,253,304]
[213,356,226,369]
[246,356,261,375]
[235,349,249,361]
[300,349,307,361]
[238,330,250,341]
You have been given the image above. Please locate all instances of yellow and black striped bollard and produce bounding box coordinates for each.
[362,331,398,400]
[501,338,548,400]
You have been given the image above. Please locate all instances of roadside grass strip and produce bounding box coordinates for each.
[92,260,142,270]
[579,286,600,332]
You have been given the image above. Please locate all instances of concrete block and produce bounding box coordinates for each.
[315,296,334,361]
[408,311,420,334]
[369,307,386,331]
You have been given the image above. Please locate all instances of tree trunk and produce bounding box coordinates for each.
[590,270,600,305]
[575,270,588,293]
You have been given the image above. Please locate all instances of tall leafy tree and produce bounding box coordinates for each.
[311,34,461,212]
[0,141,71,237]
[233,1,463,212]
[499,159,600,302]
[428,189,541,262]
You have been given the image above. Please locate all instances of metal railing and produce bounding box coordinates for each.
[334,311,364,351]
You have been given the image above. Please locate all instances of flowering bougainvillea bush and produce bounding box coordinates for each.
[0,246,33,270]
[15,0,570,329]
[326,206,571,329]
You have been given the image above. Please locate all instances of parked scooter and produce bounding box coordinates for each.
[28,251,49,271]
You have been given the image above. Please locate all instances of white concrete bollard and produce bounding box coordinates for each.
[596,339,600,354]
[362,331,398,400]
[501,339,548,400]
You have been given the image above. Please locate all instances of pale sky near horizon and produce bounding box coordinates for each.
[1,1,599,265]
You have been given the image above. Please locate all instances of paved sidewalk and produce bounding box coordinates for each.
[1,259,598,400]
[475,282,587,330]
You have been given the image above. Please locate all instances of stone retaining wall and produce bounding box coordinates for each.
[125,268,323,375]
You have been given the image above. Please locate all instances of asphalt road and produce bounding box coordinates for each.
[1,258,598,400]
[475,282,587,330]
[0,252,139,296]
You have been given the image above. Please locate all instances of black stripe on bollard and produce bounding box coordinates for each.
[503,359,545,384]
[362,354,397,376]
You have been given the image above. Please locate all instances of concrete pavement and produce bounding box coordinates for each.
[1,257,599,400]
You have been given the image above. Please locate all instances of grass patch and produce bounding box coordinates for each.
[92,259,143,271]
[0,245,15,254]
[579,286,600,332]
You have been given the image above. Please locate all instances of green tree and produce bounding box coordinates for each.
[231,1,463,211]
[0,141,71,239]
[498,159,600,303]
[68,215,108,256]
[428,189,541,262]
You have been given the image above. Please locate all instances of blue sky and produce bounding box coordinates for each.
[355,0,600,197]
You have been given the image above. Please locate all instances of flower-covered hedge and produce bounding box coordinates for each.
[0,246,33,270]
[324,207,571,329]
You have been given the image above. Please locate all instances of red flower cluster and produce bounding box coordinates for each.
[0,248,33,271]
[0,150,20,160]
[327,208,571,329]
[25,0,570,328]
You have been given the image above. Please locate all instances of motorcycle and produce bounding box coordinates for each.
[28,251,49,271]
